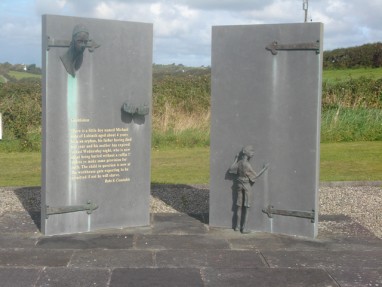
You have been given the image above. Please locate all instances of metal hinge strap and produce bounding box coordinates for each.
[262,205,315,223]
[46,201,98,219]
[266,40,320,55]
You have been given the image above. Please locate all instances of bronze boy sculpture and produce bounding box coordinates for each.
[229,145,268,233]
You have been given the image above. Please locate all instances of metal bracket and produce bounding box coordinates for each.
[266,40,320,55]
[46,36,101,52]
[262,205,315,223]
[46,201,98,219]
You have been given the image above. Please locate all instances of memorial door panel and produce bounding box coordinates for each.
[210,23,323,238]
[42,15,153,235]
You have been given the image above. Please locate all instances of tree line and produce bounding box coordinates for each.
[1,41,381,76]
[323,42,382,69]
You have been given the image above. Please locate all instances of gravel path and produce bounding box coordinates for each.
[1,184,381,238]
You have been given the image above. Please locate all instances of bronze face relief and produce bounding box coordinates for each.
[60,24,90,77]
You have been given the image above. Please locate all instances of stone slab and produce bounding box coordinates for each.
[210,23,323,238]
[202,268,338,287]
[318,214,381,240]
[205,250,266,268]
[36,233,134,249]
[0,267,41,287]
[262,250,382,269]
[0,249,73,267]
[0,212,40,234]
[42,15,153,235]
[69,249,154,268]
[36,267,111,287]
[229,233,324,251]
[0,233,38,248]
[155,250,208,268]
[0,204,380,286]
[327,268,382,287]
[110,268,204,287]
[156,249,265,268]
[135,234,230,250]
[151,213,208,235]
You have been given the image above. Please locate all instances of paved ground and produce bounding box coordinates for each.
[0,209,381,287]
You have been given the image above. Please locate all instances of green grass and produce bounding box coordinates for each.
[2,67,382,83]
[320,141,382,181]
[8,71,41,80]
[323,67,382,83]
[321,108,382,142]
[151,147,210,184]
[0,152,41,186]
[1,142,381,187]
[152,129,210,149]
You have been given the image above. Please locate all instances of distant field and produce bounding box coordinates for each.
[3,67,382,82]
[1,142,381,186]
[323,67,382,82]
[8,70,41,80]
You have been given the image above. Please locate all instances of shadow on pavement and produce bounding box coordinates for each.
[14,186,42,231]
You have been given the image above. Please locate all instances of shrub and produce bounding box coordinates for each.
[0,81,41,151]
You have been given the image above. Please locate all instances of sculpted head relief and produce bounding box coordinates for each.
[60,24,90,77]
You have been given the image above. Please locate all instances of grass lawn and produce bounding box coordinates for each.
[151,147,210,184]
[320,141,382,181]
[323,67,382,82]
[0,142,381,187]
[0,152,41,186]
[8,71,41,80]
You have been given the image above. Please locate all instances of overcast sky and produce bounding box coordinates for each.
[0,0,381,67]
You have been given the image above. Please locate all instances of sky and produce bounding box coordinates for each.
[0,0,381,67]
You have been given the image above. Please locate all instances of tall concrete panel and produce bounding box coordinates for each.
[42,15,152,235]
[210,23,323,238]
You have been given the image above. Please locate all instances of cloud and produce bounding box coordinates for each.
[35,0,68,15]
[179,0,271,11]
[309,0,382,50]
[240,0,301,23]
[1,0,382,66]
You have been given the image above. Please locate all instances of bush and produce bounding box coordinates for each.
[0,81,41,151]
[322,77,382,110]
[321,108,382,142]
[1,66,381,151]
[153,74,210,134]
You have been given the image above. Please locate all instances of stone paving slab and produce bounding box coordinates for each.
[326,268,382,287]
[69,250,154,268]
[110,268,204,287]
[155,249,265,268]
[262,250,382,269]
[228,232,382,252]
[150,213,209,235]
[37,233,135,249]
[36,267,111,287]
[0,249,73,267]
[0,267,41,287]
[0,212,381,286]
[0,212,40,234]
[155,249,208,268]
[201,267,339,287]
[135,234,229,250]
[0,233,38,248]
